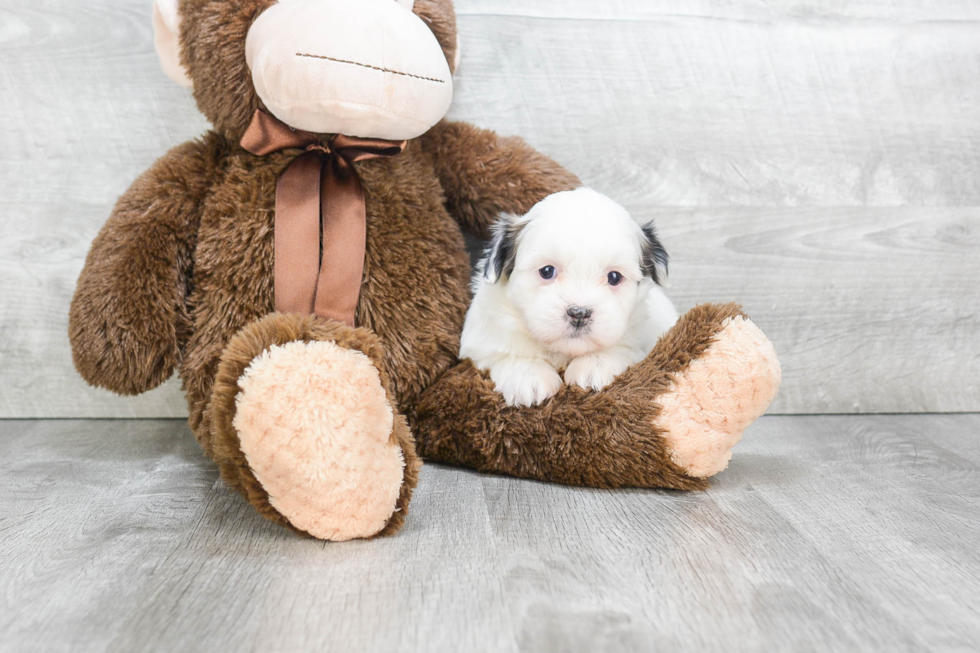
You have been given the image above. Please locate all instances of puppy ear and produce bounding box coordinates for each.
[482,214,523,283]
[152,0,193,88]
[639,222,669,285]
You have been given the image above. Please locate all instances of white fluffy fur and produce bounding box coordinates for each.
[460,188,679,407]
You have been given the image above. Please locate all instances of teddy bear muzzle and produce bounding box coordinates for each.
[245,0,454,141]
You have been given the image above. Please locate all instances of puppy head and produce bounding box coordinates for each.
[483,188,668,357]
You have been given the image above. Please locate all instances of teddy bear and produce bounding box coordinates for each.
[69,0,781,541]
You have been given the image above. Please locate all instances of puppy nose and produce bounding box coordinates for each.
[566,306,593,325]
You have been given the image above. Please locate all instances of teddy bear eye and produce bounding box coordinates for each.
[607,271,623,286]
[539,266,556,280]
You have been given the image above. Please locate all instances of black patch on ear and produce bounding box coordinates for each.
[640,223,669,285]
[482,216,525,282]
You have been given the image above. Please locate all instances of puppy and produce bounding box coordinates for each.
[460,187,679,407]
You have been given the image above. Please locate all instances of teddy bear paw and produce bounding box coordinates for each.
[232,339,405,541]
[654,316,781,478]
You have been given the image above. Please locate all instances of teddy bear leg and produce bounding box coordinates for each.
[208,313,420,541]
[412,303,779,490]
[653,308,782,479]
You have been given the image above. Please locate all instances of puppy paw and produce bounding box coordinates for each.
[490,358,563,407]
[565,352,632,392]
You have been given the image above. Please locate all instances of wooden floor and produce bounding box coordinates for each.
[2,415,979,652]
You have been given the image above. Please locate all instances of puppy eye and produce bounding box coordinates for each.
[607,271,624,286]
[539,266,556,280]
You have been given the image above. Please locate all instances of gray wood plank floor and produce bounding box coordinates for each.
[2,415,979,652]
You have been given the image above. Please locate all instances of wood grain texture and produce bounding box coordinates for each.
[0,0,208,418]
[1,0,979,416]
[2,415,980,651]
[654,208,980,413]
[456,0,980,21]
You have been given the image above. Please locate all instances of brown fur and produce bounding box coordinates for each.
[69,0,738,537]
[211,313,420,537]
[413,0,459,75]
[176,0,461,141]
[69,134,230,395]
[419,121,581,238]
[411,304,746,490]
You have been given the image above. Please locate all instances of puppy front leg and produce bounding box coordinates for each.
[489,356,563,408]
[565,346,645,392]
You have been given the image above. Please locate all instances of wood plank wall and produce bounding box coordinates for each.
[1,0,977,417]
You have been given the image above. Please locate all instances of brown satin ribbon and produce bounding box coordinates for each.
[239,109,405,326]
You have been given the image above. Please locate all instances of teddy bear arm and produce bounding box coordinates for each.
[69,139,218,395]
[419,120,581,239]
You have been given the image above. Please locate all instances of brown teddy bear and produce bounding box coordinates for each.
[69,0,781,541]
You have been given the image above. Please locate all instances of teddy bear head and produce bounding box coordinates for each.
[153,0,459,142]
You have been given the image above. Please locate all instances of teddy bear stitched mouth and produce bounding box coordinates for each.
[295,52,448,84]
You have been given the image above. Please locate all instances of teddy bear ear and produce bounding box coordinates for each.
[152,0,193,88]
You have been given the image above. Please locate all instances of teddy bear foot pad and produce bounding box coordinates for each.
[656,316,781,478]
[232,339,405,541]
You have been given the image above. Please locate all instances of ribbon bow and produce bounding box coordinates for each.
[240,109,406,326]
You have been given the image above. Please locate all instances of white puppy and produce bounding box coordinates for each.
[460,187,679,407]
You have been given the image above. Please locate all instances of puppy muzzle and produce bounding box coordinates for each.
[566,306,593,329]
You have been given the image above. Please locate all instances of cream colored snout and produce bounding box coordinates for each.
[245,0,453,140]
